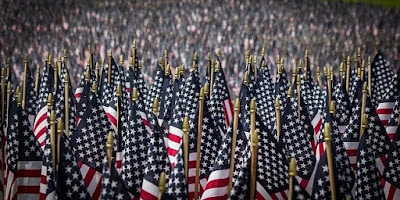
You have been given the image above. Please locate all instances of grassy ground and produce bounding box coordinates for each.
[342,0,400,9]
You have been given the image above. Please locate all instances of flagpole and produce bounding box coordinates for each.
[292,64,297,84]
[35,64,40,94]
[132,40,136,66]
[339,62,343,84]
[1,68,5,128]
[250,98,258,200]
[6,82,12,135]
[323,123,336,200]
[58,54,62,77]
[50,110,56,177]
[296,75,301,118]
[316,66,321,87]
[289,157,296,200]
[360,82,367,138]
[106,131,113,169]
[227,98,240,194]
[164,50,168,70]
[158,171,166,200]
[153,97,159,118]
[261,47,265,73]
[53,60,58,91]
[346,56,350,92]
[183,116,189,181]
[254,56,258,80]
[275,97,281,142]
[304,50,308,80]
[22,54,28,110]
[210,59,215,96]
[108,49,112,84]
[64,73,70,137]
[206,53,211,80]
[57,118,63,165]
[194,87,205,200]
[368,56,371,96]
[116,83,122,134]
[327,67,332,104]
[6,58,10,81]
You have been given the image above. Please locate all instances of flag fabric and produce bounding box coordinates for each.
[56,133,91,199]
[332,82,351,134]
[120,95,150,198]
[25,68,37,127]
[70,89,113,200]
[101,157,132,200]
[274,66,289,114]
[5,95,19,200]
[163,148,187,200]
[140,113,171,200]
[39,115,56,200]
[354,133,385,199]
[385,94,400,141]
[382,124,400,200]
[157,67,173,126]
[209,63,233,129]
[377,71,400,129]
[146,63,164,116]
[370,51,394,107]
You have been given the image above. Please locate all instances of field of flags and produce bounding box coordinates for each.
[0,42,399,200]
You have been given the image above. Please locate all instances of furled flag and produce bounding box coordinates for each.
[274,65,289,113]
[56,133,91,199]
[332,82,351,134]
[163,148,187,200]
[101,157,132,200]
[146,62,164,116]
[70,89,113,200]
[140,113,171,199]
[382,124,400,199]
[369,50,394,107]
[385,94,400,141]
[377,70,400,129]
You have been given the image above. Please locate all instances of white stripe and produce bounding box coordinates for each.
[74,87,84,102]
[386,126,397,135]
[18,161,42,169]
[223,99,233,125]
[141,179,159,199]
[88,171,102,197]
[256,181,269,199]
[201,185,228,200]
[80,163,89,178]
[384,181,391,200]
[17,177,41,186]
[206,168,229,183]
[338,125,346,134]
[349,156,357,165]
[305,163,318,195]
[167,140,181,153]
[33,106,48,130]
[344,142,359,150]
[375,157,385,176]
[311,111,321,128]
[378,114,391,121]
[5,170,15,200]
[46,191,55,200]
[200,178,207,192]
[377,102,395,110]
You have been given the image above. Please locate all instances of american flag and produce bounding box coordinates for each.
[354,133,385,199]
[164,148,187,200]
[167,67,200,167]
[5,95,19,200]
[377,71,400,130]
[33,66,54,150]
[56,133,91,199]
[369,50,394,107]
[274,65,288,115]
[209,63,233,129]
[279,89,316,191]
[120,94,150,198]
[157,66,173,126]
[146,63,164,116]
[382,124,400,199]
[385,94,400,142]
[332,82,351,134]
[101,157,132,200]
[25,68,37,127]
[140,113,170,200]
[74,67,92,123]
[70,90,113,200]
[201,82,251,200]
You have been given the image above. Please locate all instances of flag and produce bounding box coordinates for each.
[369,50,394,107]
[354,133,385,199]
[377,70,400,129]
[56,133,90,199]
[382,124,400,199]
[25,67,37,127]
[209,62,233,129]
[70,89,113,200]
[163,148,187,200]
[101,157,132,200]
[146,62,164,116]
[385,94,400,141]
[332,82,351,134]
[5,95,19,200]
[120,94,150,198]
[274,66,289,114]
[140,113,171,200]
[39,114,56,200]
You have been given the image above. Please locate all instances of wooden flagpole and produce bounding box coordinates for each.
[6,82,12,135]
[49,110,56,176]
[360,82,367,138]
[339,62,343,84]
[182,116,189,181]
[158,171,166,200]
[346,56,350,92]
[194,87,205,200]
[64,73,70,137]
[1,68,6,127]
[35,64,40,94]
[323,123,336,200]
[22,54,28,110]
[275,97,281,142]
[289,157,296,200]
[296,75,301,118]
[57,118,63,165]
[327,67,332,105]
[108,49,112,84]
[106,131,113,169]
[249,98,258,200]
[227,98,240,194]
[304,49,308,80]
[210,59,215,96]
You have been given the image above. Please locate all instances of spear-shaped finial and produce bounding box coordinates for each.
[106,131,113,168]
[289,157,296,200]
[165,64,171,76]
[261,47,265,57]
[329,101,336,115]
[132,87,138,102]
[92,81,97,95]
[116,83,122,98]
[119,55,123,66]
[153,97,159,117]
[217,49,221,60]
[243,71,249,86]
[215,61,220,73]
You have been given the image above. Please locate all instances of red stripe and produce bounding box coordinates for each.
[18,186,40,194]
[202,194,228,200]
[188,160,197,168]
[311,140,316,155]
[35,128,47,142]
[33,113,47,132]
[74,93,82,99]
[269,192,279,200]
[388,184,397,200]
[381,120,389,126]
[168,134,181,144]
[92,181,102,200]
[204,177,229,190]
[300,178,309,189]
[140,189,158,200]
[280,190,288,199]
[389,133,396,141]
[142,118,149,126]
[166,148,178,157]
[17,170,41,177]
[256,191,265,200]
[106,113,117,127]
[222,102,230,126]
[376,109,393,114]
[83,167,96,187]
[346,149,358,156]
[380,155,387,166]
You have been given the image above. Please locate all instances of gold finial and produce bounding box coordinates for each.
[45,52,49,63]
[324,123,331,141]
[138,60,142,70]
[174,66,180,80]
[164,50,168,59]
[129,56,133,68]
[133,40,137,48]
[346,55,350,67]
[106,131,113,168]
[16,86,21,106]
[215,61,220,73]
[92,81,97,95]
[7,81,11,95]
[250,98,256,114]
[289,157,296,176]
[63,49,67,62]
[253,56,258,66]
[183,116,189,133]
[329,101,336,115]
[165,64,170,76]
[278,63,283,75]
[292,65,297,79]
[85,65,90,83]
[158,171,166,200]
[119,55,123,66]
[339,62,343,75]
[207,52,210,61]
[47,92,53,108]
[243,71,249,85]
[101,58,105,68]
[24,54,28,64]
[247,55,252,65]
[357,68,361,79]
[199,87,204,101]
[204,83,209,97]
[276,54,280,66]
[64,73,69,84]
[298,60,303,71]
[362,82,367,93]
[116,84,122,97]
[296,74,301,86]
[180,65,184,75]
[287,85,293,98]
[58,53,62,63]
[305,49,309,58]
[234,98,240,112]
[261,47,265,57]
[132,87,138,102]
[217,49,221,60]
[357,48,361,59]
[194,52,198,61]
[191,61,197,72]
[275,97,280,109]
[246,50,250,61]
[153,97,159,116]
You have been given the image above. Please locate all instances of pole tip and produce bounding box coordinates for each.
[234,98,240,111]
[165,64,170,76]
[243,70,249,85]
[199,87,204,100]
[1,68,5,77]
[116,84,122,97]
[287,86,293,98]
[203,83,209,97]
[106,131,113,149]
[217,49,221,59]
[323,123,331,142]
[57,118,63,135]
[119,55,124,65]
[275,97,280,108]
[153,97,159,115]
[133,40,137,48]
[92,81,97,95]
[250,98,256,113]
[329,101,336,114]
[183,116,189,132]
[362,82,367,92]
[261,47,265,57]
[47,93,53,107]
